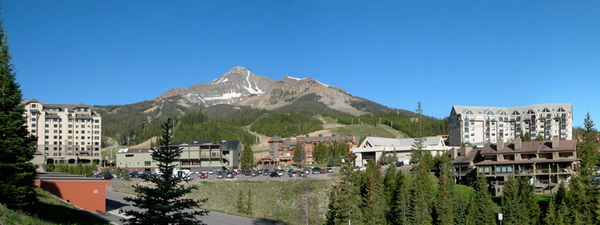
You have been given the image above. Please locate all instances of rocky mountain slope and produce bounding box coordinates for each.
[153,66,390,115]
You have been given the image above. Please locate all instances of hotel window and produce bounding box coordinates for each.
[31,118,36,122]
[144,161,151,166]
[31,124,36,127]
[45,124,49,128]
[31,129,36,133]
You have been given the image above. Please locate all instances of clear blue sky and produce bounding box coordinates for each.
[4,1,600,127]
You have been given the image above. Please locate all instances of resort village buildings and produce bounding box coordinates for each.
[23,99,103,168]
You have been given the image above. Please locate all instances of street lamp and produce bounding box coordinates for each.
[498,213,503,225]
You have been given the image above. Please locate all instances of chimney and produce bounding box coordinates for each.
[496,139,504,151]
[515,136,522,150]
[552,136,559,148]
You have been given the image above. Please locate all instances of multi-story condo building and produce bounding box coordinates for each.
[473,137,577,196]
[268,134,360,164]
[448,104,572,146]
[116,141,242,173]
[23,99,102,165]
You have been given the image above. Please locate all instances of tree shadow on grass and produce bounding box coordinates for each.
[253,217,291,225]
[32,200,109,225]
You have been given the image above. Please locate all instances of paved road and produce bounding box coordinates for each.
[103,191,277,225]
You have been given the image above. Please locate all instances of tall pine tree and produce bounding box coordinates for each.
[360,161,386,225]
[122,119,208,225]
[577,113,599,177]
[411,156,434,225]
[293,141,306,165]
[0,18,38,211]
[466,173,496,225]
[325,163,362,225]
[240,144,254,170]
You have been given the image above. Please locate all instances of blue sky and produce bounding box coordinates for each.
[3,1,600,127]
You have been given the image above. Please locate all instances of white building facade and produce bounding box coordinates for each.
[351,136,450,167]
[448,104,572,147]
[23,99,102,165]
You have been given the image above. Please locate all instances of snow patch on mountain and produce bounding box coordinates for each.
[244,70,265,94]
[200,91,243,101]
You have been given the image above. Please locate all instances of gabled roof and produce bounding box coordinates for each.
[268,136,283,142]
[479,140,577,155]
[359,136,445,148]
[452,104,572,116]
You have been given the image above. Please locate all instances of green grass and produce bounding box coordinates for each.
[333,124,405,138]
[320,116,338,124]
[0,188,109,225]
[112,179,335,225]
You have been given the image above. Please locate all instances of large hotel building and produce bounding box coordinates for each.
[24,99,102,165]
[448,104,572,146]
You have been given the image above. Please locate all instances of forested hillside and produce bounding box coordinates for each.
[97,96,447,147]
[327,111,447,138]
[250,112,323,137]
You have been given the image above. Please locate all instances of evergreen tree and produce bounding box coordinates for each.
[518,176,540,224]
[410,138,433,170]
[565,176,599,224]
[577,112,599,177]
[245,190,253,216]
[501,175,526,225]
[411,157,434,225]
[325,164,363,225]
[313,142,327,164]
[0,18,38,211]
[466,173,495,225]
[236,190,245,214]
[452,185,472,225]
[360,161,386,225]
[393,172,411,225]
[434,175,454,225]
[432,152,454,179]
[382,165,398,223]
[293,142,306,165]
[240,144,254,170]
[122,119,208,225]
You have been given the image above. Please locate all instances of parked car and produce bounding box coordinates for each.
[326,168,334,173]
[299,171,307,177]
[312,168,321,174]
[199,173,207,179]
[100,172,114,180]
[289,171,298,177]
[287,169,295,176]
[276,170,284,176]
[263,170,270,176]
[216,173,224,179]
[129,172,140,178]
[270,171,280,177]
[250,170,258,177]
[319,169,326,174]
[225,172,234,179]
[201,169,208,174]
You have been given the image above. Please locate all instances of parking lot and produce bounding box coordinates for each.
[189,170,336,181]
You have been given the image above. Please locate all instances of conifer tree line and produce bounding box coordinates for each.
[312,142,349,166]
[326,114,600,225]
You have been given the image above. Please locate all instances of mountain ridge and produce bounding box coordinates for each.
[152,66,391,115]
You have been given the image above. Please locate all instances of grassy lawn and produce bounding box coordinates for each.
[0,188,109,225]
[112,179,335,225]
